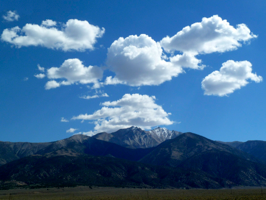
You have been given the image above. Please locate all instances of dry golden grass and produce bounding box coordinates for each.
[1,187,266,200]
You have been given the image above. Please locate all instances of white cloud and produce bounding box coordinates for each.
[201,60,262,96]
[66,128,77,133]
[72,93,173,134]
[34,73,45,79]
[105,76,125,85]
[80,93,109,100]
[41,19,56,27]
[61,117,69,122]
[1,19,105,51]
[23,77,28,81]
[105,15,256,87]
[45,80,60,90]
[106,34,183,86]
[160,15,256,54]
[45,58,103,89]
[170,52,205,69]
[79,131,97,137]
[3,11,19,22]
[37,64,45,72]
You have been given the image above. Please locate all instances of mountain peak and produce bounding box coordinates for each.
[68,134,90,143]
[128,126,142,131]
[153,127,168,131]
[93,126,181,148]
[148,127,181,142]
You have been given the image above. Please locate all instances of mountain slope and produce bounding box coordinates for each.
[0,141,51,166]
[140,132,256,167]
[0,134,154,166]
[218,141,243,148]
[0,151,222,189]
[0,135,90,166]
[140,132,266,186]
[179,150,266,186]
[236,140,266,163]
[36,135,154,162]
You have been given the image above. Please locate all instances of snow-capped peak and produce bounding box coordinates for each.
[147,127,182,142]
[149,127,170,139]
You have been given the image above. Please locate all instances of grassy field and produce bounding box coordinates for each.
[0,186,266,200]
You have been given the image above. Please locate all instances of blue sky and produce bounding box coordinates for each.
[1,0,266,143]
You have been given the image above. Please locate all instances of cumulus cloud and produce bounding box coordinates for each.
[61,117,69,122]
[72,93,173,134]
[1,19,105,51]
[105,16,256,87]
[3,11,19,22]
[45,58,103,90]
[80,93,109,100]
[160,15,256,54]
[202,60,262,96]
[45,80,60,90]
[41,19,56,27]
[106,34,183,86]
[66,128,77,133]
[34,73,45,79]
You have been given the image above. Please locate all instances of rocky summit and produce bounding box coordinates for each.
[93,126,182,148]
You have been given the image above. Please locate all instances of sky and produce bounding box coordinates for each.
[1,0,266,143]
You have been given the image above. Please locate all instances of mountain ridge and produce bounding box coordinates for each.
[2,127,266,189]
[93,126,182,148]
[140,132,258,167]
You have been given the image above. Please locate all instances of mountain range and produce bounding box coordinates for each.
[1,126,266,189]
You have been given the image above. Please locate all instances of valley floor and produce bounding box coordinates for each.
[0,186,266,200]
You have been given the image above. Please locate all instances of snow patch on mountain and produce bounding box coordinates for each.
[148,127,182,142]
